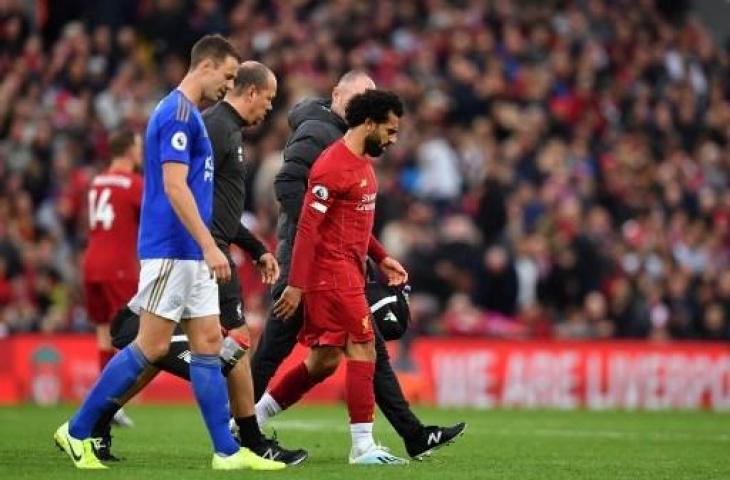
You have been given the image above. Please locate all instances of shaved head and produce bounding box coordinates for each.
[331,70,376,119]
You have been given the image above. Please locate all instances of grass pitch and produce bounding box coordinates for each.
[0,404,728,479]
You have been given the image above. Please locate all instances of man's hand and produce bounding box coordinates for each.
[203,244,231,283]
[379,256,408,286]
[256,253,280,285]
[273,286,302,320]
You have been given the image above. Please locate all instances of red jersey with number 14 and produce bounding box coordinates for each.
[289,140,388,292]
[82,169,143,282]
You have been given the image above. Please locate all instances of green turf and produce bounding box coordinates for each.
[0,404,728,479]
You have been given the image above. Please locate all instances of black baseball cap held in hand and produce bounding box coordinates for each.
[365,262,411,341]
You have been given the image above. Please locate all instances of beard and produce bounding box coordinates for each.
[364,134,385,157]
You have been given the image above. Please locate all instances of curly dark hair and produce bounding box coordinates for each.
[345,89,404,128]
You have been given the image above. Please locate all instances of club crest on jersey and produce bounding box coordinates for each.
[237,146,244,163]
[312,185,329,201]
[171,131,187,151]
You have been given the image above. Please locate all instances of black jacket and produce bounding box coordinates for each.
[273,97,347,281]
[204,101,268,261]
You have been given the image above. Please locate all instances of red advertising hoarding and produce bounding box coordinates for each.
[1,335,728,411]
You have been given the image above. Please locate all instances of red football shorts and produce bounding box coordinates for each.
[298,289,374,347]
[84,280,137,325]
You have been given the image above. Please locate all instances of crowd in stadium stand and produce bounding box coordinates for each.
[0,0,728,343]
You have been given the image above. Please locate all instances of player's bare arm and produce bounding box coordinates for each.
[162,162,231,282]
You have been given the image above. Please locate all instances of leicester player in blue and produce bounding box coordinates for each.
[54,35,284,471]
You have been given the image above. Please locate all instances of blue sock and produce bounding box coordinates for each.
[69,344,149,439]
[190,354,239,456]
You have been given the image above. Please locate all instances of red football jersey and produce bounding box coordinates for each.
[82,169,143,282]
[289,140,388,292]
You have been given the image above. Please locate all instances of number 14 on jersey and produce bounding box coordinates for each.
[88,188,116,230]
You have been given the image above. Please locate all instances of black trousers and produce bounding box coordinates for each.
[250,282,424,441]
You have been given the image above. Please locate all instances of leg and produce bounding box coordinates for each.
[96,324,114,371]
[343,334,406,465]
[337,290,408,465]
[224,324,266,449]
[344,337,377,456]
[90,367,160,461]
[84,281,114,372]
[256,345,341,426]
[250,281,303,401]
[371,325,467,459]
[182,314,240,456]
[68,309,172,439]
[372,324,424,441]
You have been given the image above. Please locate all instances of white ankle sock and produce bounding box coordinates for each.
[350,422,375,456]
[255,392,281,428]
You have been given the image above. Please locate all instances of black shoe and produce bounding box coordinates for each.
[250,435,308,466]
[405,422,467,459]
[91,434,122,462]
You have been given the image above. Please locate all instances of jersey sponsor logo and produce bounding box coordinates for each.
[204,155,214,182]
[312,185,329,201]
[171,131,188,151]
[356,193,377,211]
[427,430,443,446]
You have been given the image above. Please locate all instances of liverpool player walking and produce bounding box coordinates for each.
[260,90,409,465]
[81,129,142,428]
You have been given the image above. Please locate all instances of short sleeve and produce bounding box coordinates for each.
[158,113,193,165]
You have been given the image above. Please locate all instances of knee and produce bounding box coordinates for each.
[135,338,169,362]
[306,353,341,381]
[190,328,223,355]
[348,341,376,362]
[319,354,341,377]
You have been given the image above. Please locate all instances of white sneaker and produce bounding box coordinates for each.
[348,445,409,465]
[111,408,134,428]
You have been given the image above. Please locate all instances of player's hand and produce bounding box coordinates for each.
[273,286,302,320]
[256,253,280,285]
[379,256,409,286]
[203,244,231,283]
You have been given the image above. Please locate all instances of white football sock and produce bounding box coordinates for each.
[350,422,375,456]
[255,392,281,428]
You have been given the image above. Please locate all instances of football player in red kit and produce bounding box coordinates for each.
[81,129,142,427]
[262,90,410,465]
